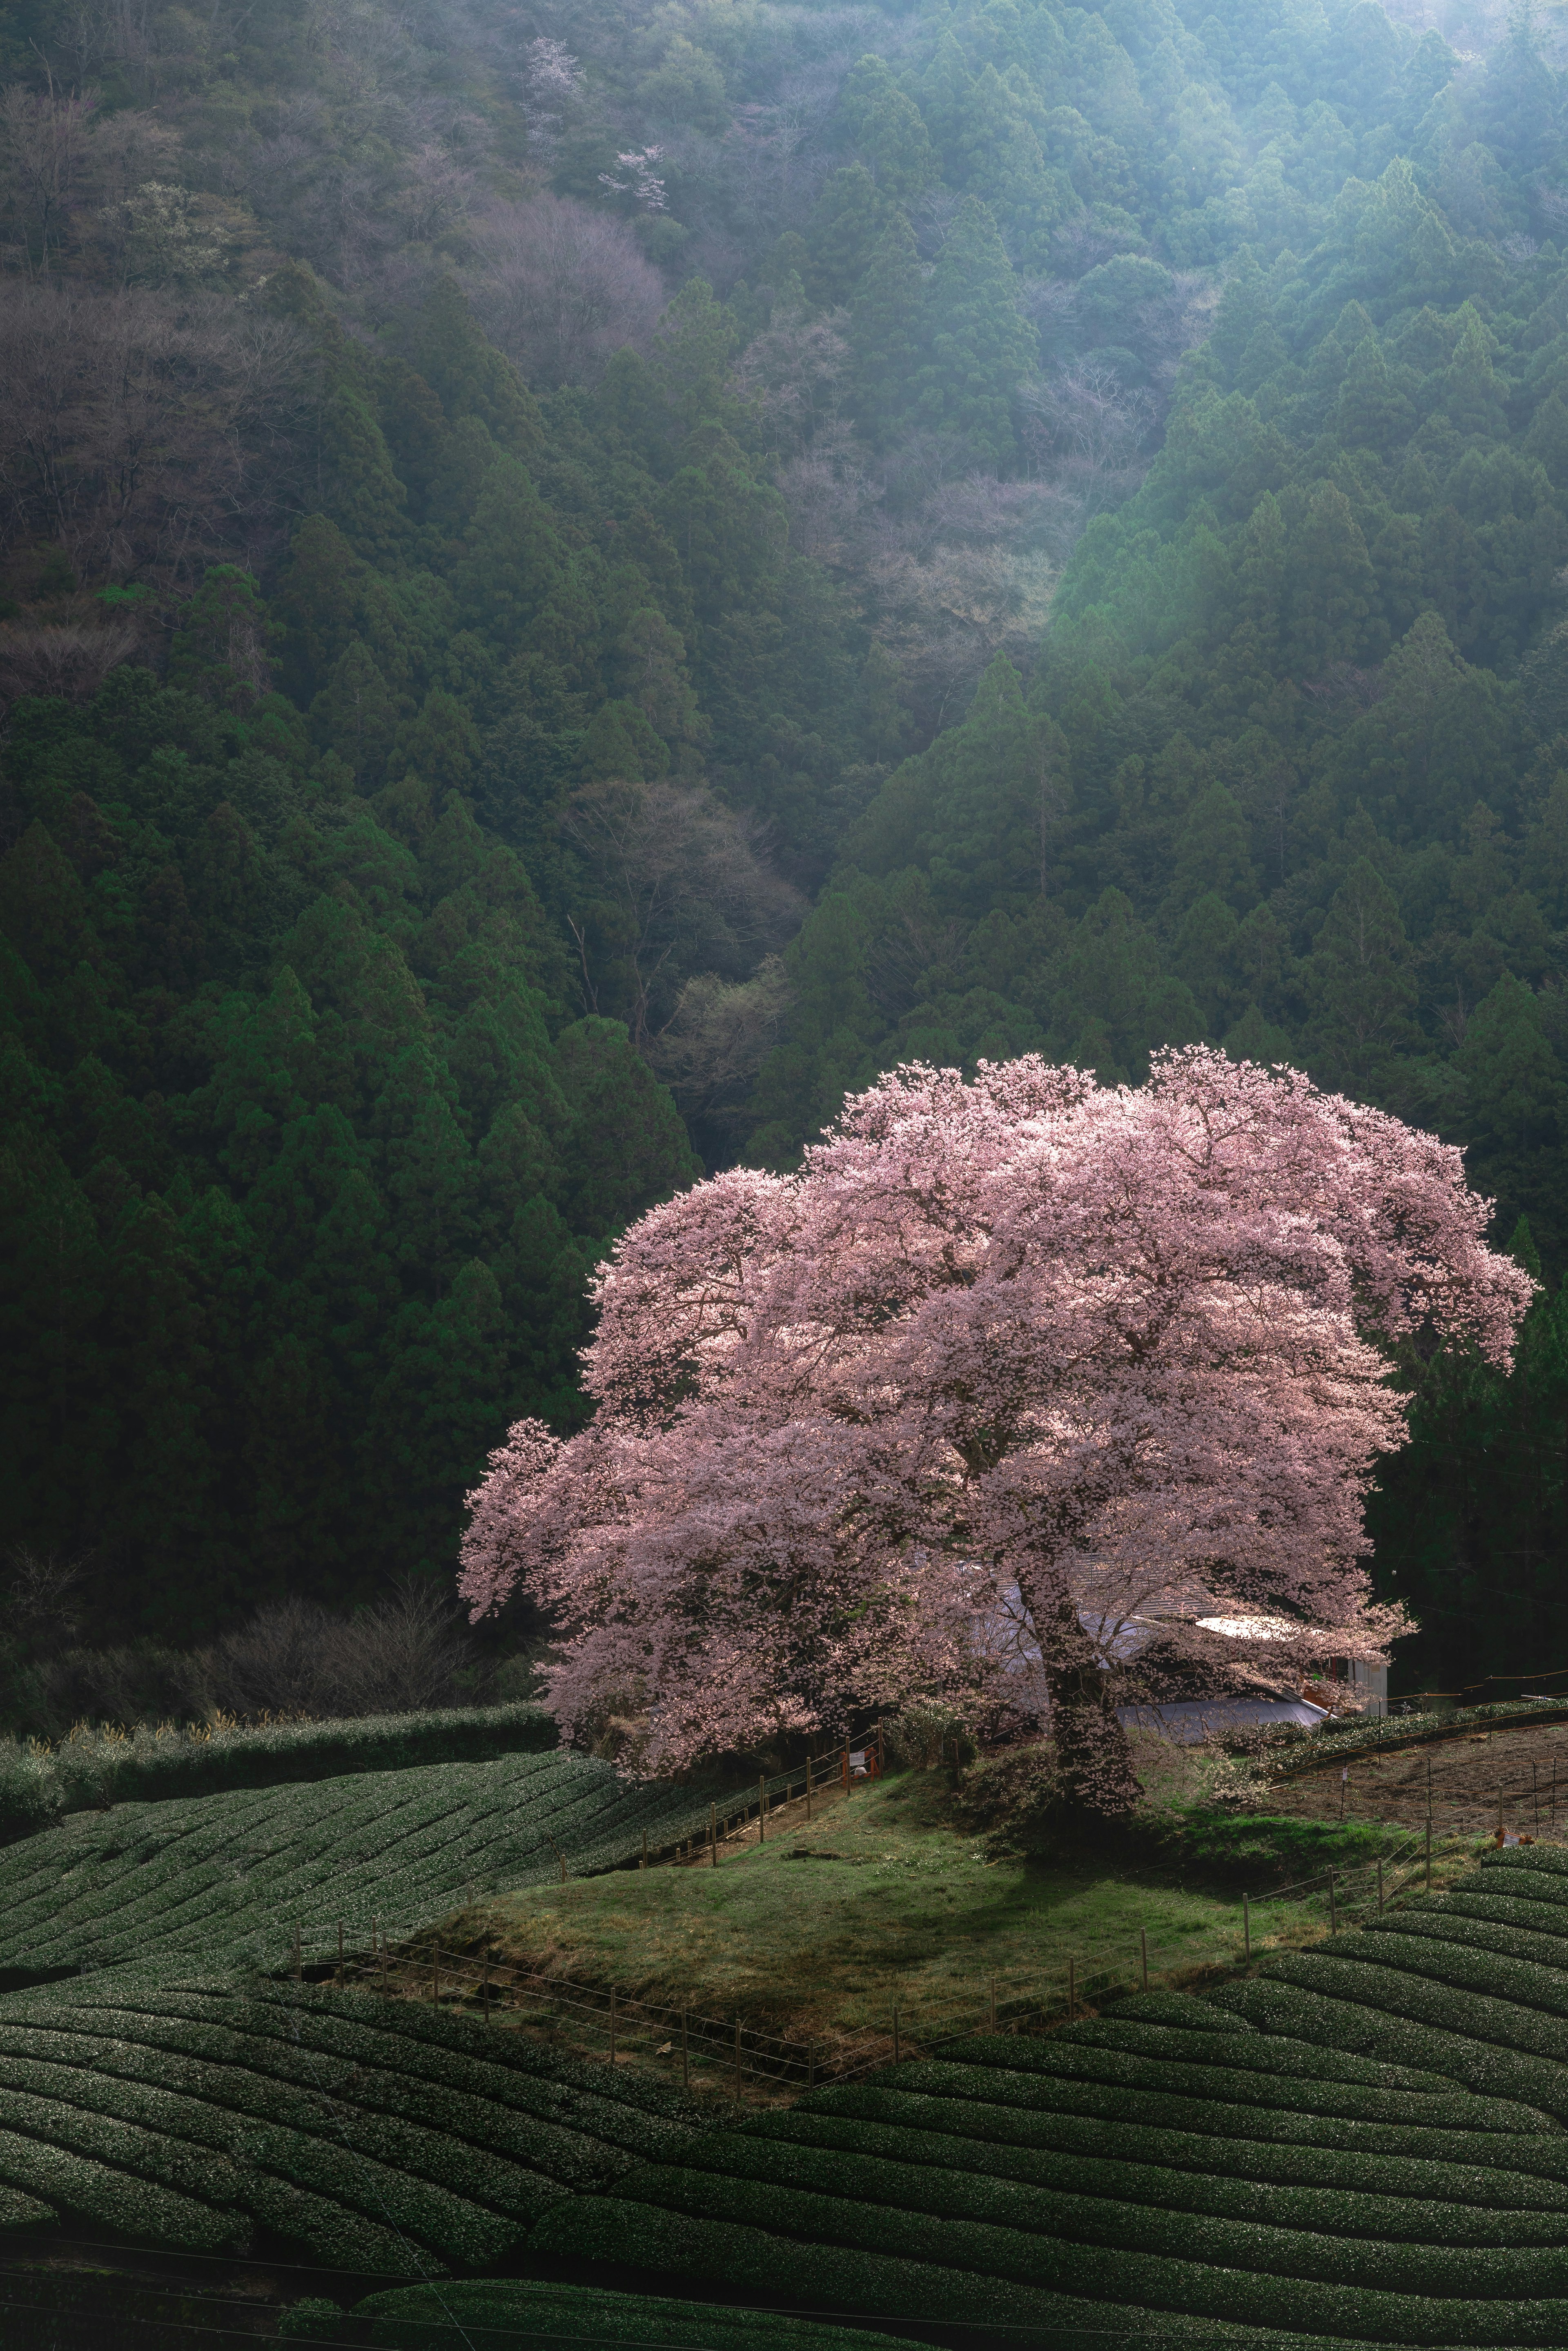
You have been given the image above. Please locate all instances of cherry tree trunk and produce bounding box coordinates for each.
[1039,1592,1143,1817]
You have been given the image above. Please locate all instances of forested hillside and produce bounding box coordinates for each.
[3,0,1567,1689]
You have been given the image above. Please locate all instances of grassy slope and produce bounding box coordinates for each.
[452,1766,1346,2044]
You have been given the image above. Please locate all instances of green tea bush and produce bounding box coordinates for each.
[536,2169,1568,2344]
[0,1971,708,2267]
[889,2041,1498,2129]
[33,1700,557,1819]
[1208,1974,1568,2109]
[803,2082,1568,2212]
[634,2136,1568,2296]
[0,1747,718,1971]
[1270,1698,1568,1777]
[528,2196,1334,2351]
[740,2106,1568,2244]
[355,2280,935,2351]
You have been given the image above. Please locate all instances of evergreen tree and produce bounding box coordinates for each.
[858,82,938,205]
[1304,856,1421,1095]
[398,278,544,458]
[451,459,567,645]
[912,197,1035,461]
[312,640,398,788]
[1334,336,1417,457]
[1444,308,1508,439]
[317,387,410,566]
[846,213,924,445]
[1285,482,1380,674]
[918,29,973,175]
[804,165,894,309]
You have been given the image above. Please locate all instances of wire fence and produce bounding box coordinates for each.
[278,1818,1475,2103]
[1274,1734,1568,1837]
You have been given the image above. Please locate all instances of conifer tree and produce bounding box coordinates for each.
[858,82,938,204]
[1305,856,1421,1094]
[1334,336,1417,457]
[399,278,544,458]
[1444,308,1508,439]
[317,387,410,567]
[804,165,895,309]
[918,28,973,170]
[846,212,924,445]
[452,459,566,645]
[913,197,1034,461]
[312,640,398,788]
[1285,482,1379,673]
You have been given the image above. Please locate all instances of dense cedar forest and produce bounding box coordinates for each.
[2,0,1567,1698]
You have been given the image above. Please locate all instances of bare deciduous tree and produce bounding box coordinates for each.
[648,955,795,1126]
[470,194,665,389]
[0,282,309,583]
[562,777,802,1048]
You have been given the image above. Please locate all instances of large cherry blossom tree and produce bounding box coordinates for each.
[460,1050,1531,1808]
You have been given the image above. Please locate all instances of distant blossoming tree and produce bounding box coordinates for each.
[460,1050,1530,1808]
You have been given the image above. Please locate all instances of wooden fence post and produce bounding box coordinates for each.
[806,1756,813,1822]
[709,1801,717,1866]
[1499,1780,1504,1838]
[641,1830,648,1871]
[842,1744,849,1791]
[1425,1820,1432,1890]
[759,1776,766,1842]
[1535,1762,1540,1832]
[431,1952,439,2006]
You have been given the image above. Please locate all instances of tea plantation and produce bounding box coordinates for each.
[0,1746,716,1973]
[16,1775,1568,2341]
[528,1847,1568,2347]
[0,1972,708,2273]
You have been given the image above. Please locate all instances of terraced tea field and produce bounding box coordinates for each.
[0,1973,707,2271]
[352,2280,933,2350]
[533,1844,1568,2346]
[0,1747,716,1976]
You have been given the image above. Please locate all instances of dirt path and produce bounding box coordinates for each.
[1264,1718,1568,1839]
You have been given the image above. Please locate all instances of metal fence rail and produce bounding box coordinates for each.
[278,1816,1479,2101]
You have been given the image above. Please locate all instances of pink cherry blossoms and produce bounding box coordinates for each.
[459,1048,1532,1801]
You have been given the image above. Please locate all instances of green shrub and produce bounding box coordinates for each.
[0,1747,727,1971]
[640,2133,1568,2295]
[0,1969,710,2266]
[740,2105,1568,2244]
[889,2039,1496,2129]
[0,1744,60,1848]
[527,2195,1347,2350]
[1208,1972,1568,2110]
[356,2280,934,2351]
[34,1701,559,1818]
[278,2300,345,2342]
[1269,1698,1568,1777]
[533,2177,1568,2344]
[804,2081,1568,2213]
